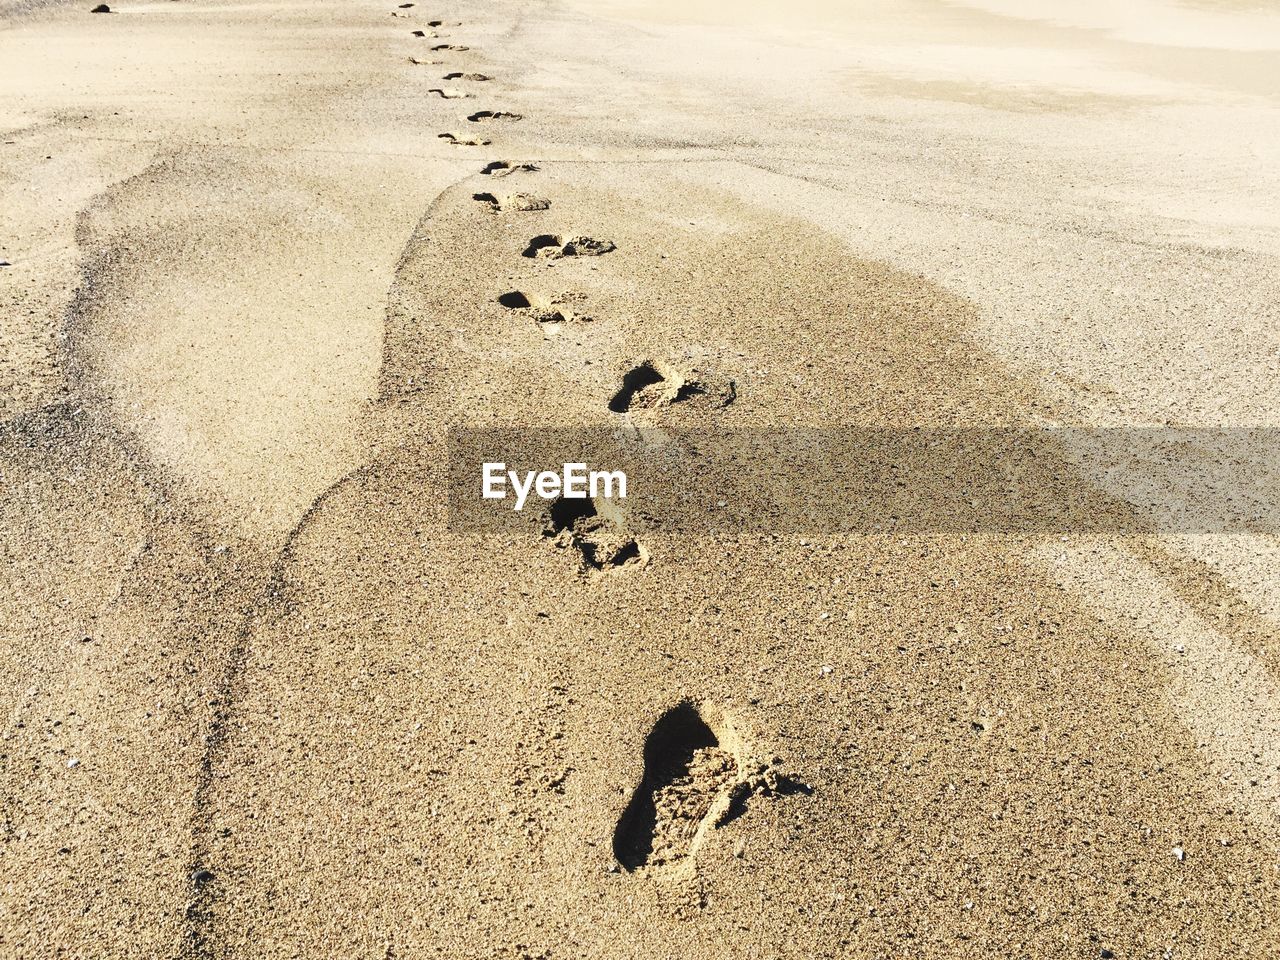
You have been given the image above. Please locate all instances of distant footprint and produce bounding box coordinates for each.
[437,132,490,147]
[473,191,550,213]
[544,495,644,571]
[432,43,470,51]
[407,56,442,65]
[411,28,437,37]
[481,160,539,177]
[467,110,523,123]
[444,72,490,81]
[609,361,735,413]
[427,87,470,99]
[521,234,615,259]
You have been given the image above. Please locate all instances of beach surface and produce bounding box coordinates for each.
[3,0,1280,956]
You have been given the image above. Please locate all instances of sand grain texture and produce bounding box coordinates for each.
[3,0,1280,957]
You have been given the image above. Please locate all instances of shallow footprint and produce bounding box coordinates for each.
[473,192,550,213]
[438,132,490,147]
[496,289,588,333]
[427,87,470,99]
[444,72,491,81]
[432,43,470,51]
[609,361,735,413]
[521,234,615,259]
[467,110,523,123]
[481,160,539,177]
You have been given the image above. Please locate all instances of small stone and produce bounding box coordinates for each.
[90,3,110,11]
[1172,846,1185,862]
[606,862,619,873]
[191,869,215,885]
[733,840,745,859]
[820,665,833,676]
[66,758,80,769]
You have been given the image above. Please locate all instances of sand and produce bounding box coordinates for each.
[2,0,1280,957]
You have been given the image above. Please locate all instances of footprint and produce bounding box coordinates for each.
[496,289,588,329]
[427,87,470,99]
[398,3,414,7]
[431,43,470,51]
[608,361,735,413]
[612,702,739,871]
[407,56,442,65]
[481,160,539,177]
[437,132,490,147]
[473,192,550,213]
[612,702,810,872]
[543,495,644,571]
[467,110,523,123]
[521,235,615,259]
[411,28,437,37]
[444,72,490,81]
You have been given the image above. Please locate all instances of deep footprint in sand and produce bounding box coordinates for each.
[444,71,490,81]
[473,191,550,213]
[438,132,490,147]
[432,43,470,51]
[411,28,438,38]
[612,703,810,872]
[521,234,615,259]
[612,703,739,871]
[428,87,470,99]
[543,495,643,571]
[609,361,735,413]
[481,160,539,177]
[467,110,523,123]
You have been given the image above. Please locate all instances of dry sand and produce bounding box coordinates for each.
[3,0,1280,957]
